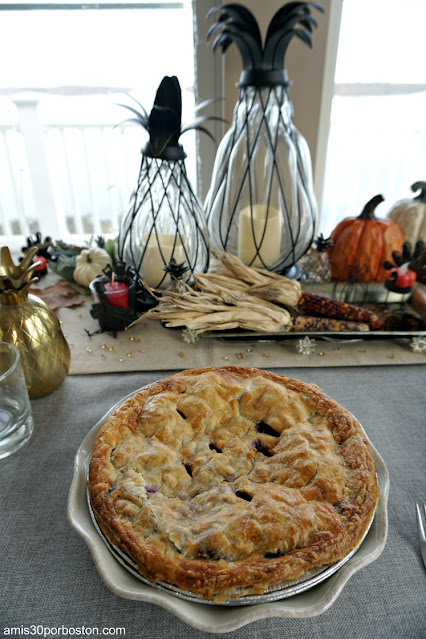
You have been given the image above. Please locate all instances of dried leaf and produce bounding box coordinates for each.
[30,280,84,311]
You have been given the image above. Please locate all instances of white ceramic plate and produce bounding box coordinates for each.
[67,393,389,633]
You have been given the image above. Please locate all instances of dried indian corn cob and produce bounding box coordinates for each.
[298,291,383,329]
[292,316,370,332]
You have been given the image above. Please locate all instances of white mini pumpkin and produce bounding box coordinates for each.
[73,247,111,287]
[387,181,426,247]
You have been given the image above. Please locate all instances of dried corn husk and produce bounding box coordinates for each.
[132,272,292,335]
[132,251,306,335]
[247,279,301,307]
[193,273,286,314]
[210,251,301,308]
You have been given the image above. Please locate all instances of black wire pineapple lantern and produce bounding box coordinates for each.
[205,2,323,275]
[118,76,211,289]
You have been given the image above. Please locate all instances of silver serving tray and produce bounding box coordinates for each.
[198,283,424,341]
[201,329,426,342]
[300,281,411,304]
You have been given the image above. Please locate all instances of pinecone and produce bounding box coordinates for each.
[164,258,190,292]
[300,235,333,282]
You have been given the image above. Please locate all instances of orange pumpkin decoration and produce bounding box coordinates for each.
[328,194,404,282]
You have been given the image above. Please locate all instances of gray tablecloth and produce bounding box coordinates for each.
[1,366,425,638]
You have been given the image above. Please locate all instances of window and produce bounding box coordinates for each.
[7,0,421,257]
[320,0,426,235]
[0,1,222,248]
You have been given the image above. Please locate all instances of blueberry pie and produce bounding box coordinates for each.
[88,367,379,601]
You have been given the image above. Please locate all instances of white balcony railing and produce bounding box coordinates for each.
[1,95,198,251]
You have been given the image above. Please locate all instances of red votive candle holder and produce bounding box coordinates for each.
[104,279,129,309]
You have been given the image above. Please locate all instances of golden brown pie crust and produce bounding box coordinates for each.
[88,366,379,601]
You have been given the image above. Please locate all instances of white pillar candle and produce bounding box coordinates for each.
[238,204,282,268]
[141,233,186,288]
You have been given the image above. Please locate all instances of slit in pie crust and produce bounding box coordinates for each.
[87,366,380,601]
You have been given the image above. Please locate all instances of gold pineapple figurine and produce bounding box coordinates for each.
[0,246,70,398]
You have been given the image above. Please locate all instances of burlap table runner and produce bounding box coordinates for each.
[58,301,426,374]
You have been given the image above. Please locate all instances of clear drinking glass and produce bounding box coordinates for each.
[0,341,34,459]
